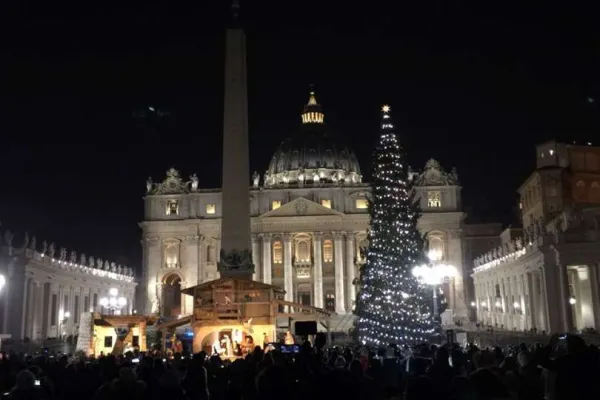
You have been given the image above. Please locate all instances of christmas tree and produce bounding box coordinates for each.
[355,105,436,346]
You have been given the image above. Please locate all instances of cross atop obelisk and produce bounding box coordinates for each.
[218,0,254,279]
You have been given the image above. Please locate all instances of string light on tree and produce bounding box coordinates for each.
[354,104,436,346]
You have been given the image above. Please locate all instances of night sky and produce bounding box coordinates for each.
[1,1,598,268]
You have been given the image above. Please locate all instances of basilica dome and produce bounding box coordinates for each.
[264,90,362,187]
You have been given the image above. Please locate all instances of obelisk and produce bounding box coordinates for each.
[218,0,254,279]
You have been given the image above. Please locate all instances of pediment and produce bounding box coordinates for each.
[260,197,344,218]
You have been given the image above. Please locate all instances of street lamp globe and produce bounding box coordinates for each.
[64,311,71,319]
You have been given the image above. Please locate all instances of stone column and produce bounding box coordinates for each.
[283,234,293,303]
[577,266,595,329]
[261,234,272,284]
[32,281,44,340]
[333,232,346,313]
[557,264,574,332]
[588,264,600,330]
[345,233,356,312]
[144,237,161,315]
[21,278,30,338]
[252,234,261,282]
[527,272,537,330]
[313,233,324,308]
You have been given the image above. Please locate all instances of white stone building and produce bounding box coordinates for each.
[139,92,502,330]
[138,9,502,331]
[472,141,600,333]
[0,231,136,341]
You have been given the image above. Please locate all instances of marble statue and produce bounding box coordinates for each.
[48,243,55,258]
[96,258,103,269]
[110,262,117,272]
[252,171,259,188]
[59,247,67,261]
[41,241,48,254]
[89,256,95,268]
[104,260,110,270]
[146,177,153,193]
[3,230,13,247]
[23,232,30,249]
[80,253,87,266]
[69,250,77,263]
[190,174,199,191]
[29,236,37,251]
[313,172,320,183]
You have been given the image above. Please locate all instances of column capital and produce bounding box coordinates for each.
[251,233,261,242]
[282,233,293,242]
[313,232,324,241]
[345,232,356,242]
[259,233,272,242]
[332,231,346,240]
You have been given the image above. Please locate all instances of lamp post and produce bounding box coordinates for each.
[412,250,457,321]
[99,288,127,315]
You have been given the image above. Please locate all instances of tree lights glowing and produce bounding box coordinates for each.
[355,105,436,346]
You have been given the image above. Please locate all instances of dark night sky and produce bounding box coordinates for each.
[0,1,599,268]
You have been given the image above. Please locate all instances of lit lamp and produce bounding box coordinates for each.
[412,251,457,319]
[99,288,127,315]
[0,274,5,292]
[569,297,576,305]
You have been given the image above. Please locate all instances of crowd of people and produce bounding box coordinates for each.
[0,332,599,400]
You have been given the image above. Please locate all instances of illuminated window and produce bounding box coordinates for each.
[164,239,180,269]
[272,241,283,264]
[166,200,179,215]
[206,204,216,214]
[323,240,333,263]
[427,191,442,208]
[320,199,331,208]
[428,236,444,260]
[355,199,368,209]
[295,240,310,262]
[272,200,282,210]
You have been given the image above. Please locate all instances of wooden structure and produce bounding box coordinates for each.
[76,313,157,356]
[155,277,333,355]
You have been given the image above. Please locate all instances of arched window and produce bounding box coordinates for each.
[273,241,283,264]
[323,240,333,263]
[428,235,445,260]
[295,240,310,263]
[162,274,182,317]
[164,239,180,269]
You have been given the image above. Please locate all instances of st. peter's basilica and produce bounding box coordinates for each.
[140,90,503,332]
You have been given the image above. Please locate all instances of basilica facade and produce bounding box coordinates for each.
[139,92,501,331]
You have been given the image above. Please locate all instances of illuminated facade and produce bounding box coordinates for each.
[139,92,502,331]
[0,231,136,340]
[139,7,501,332]
[472,141,600,333]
